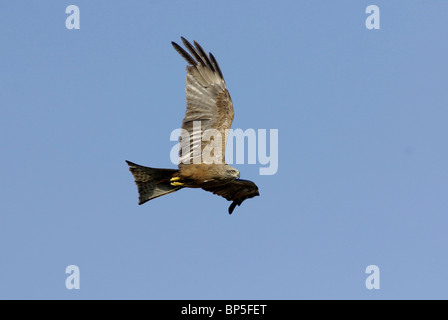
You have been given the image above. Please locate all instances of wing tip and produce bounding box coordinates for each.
[172,39,197,66]
[228,201,238,214]
[173,37,225,80]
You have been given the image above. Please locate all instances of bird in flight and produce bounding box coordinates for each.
[126,37,259,214]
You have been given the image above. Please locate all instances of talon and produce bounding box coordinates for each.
[170,176,184,186]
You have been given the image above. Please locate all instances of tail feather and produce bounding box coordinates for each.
[126,160,181,205]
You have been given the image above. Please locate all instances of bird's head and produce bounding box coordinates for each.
[227,167,240,179]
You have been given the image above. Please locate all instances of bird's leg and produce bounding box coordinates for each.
[170,176,185,186]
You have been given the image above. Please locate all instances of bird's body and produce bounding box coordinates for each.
[174,164,238,188]
[126,38,259,214]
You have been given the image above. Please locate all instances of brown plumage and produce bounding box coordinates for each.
[126,37,259,214]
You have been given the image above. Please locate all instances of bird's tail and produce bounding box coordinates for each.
[126,160,182,205]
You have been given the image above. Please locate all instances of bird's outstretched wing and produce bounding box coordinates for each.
[172,37,234,166]
[202,179,260,214]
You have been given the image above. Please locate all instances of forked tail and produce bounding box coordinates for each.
[126,160,182,205]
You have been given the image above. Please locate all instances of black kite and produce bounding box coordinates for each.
[126,38,259,214]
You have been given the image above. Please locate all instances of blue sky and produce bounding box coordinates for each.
[1,1,447,299]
